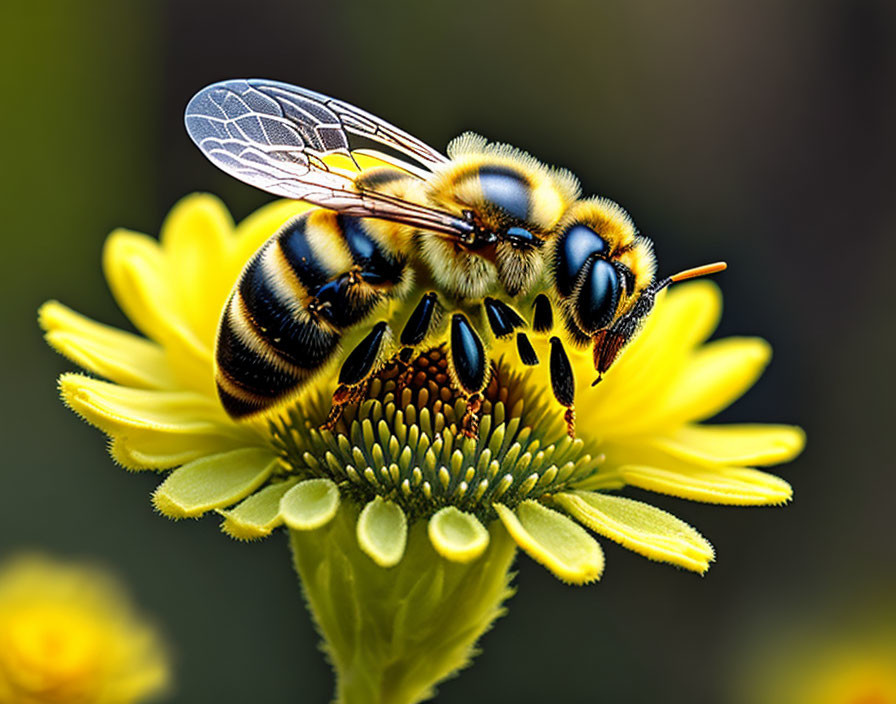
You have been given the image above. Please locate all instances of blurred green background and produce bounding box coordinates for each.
[2,1,895,701]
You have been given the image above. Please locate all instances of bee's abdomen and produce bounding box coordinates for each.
[237,249,337,369]
[339,215,406,284]
[215,299,330,418]
[215,212,407,419]
[275,217,331,291]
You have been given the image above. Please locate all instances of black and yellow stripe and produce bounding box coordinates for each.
[215,212,407,419]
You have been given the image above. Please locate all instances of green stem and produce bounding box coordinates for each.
[289,504,517,704]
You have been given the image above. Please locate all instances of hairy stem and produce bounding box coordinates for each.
[289,505,517,704]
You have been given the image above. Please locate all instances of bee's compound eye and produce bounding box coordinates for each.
[556,224,609,297]
[576,255,622,333]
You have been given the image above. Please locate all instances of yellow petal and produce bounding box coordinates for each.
[159,194,236,347]
[102,229,213,389]
[652,337,772,426]
[356,497,407,567]
[280,479,341,531]
[39,301,176,389]
[59,373,234,435]
[110,432,251,471]
[219,479,298,540]
[152,448,277,518]
[494,501,604,584]
[427,507,490,563]
[578,282,723,433]
[59,373,257,471]
[649,424,806,467]
[554,491,714,573]
[620,464,792,505]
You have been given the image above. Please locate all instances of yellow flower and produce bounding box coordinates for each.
[41,193,803,583]
[41,193,805,703]
[732,601,896,704]
[0,554,169,704]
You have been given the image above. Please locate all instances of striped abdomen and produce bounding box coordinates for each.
[215,211,407,418]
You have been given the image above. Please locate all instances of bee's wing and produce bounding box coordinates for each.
[184,79,470,236]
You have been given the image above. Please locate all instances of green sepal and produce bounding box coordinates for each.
[290,503,517,704]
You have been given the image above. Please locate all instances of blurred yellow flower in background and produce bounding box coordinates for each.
[732,598,896,704]
[0,554,169,704]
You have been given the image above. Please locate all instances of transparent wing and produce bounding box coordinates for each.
[184,79,470,236]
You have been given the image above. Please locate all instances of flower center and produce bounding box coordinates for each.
[269,346,602,522]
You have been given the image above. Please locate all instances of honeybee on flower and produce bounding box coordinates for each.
[41,78,804,704]
[184,79,725,438]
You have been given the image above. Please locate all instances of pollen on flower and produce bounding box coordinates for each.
[268,344,603,523]
[0,554,169,704]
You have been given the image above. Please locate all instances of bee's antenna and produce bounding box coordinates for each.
[655,261,727,292]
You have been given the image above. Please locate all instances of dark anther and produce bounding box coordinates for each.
[516,332,539,366]
[339,322,389,386]
[400,292,438,347]
[483,297,526,338]
[532,294,553,333]
[450,314,486,394]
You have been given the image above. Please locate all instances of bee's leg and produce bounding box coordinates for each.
[483,297,526,339]
[532,293,554,334]
[448,313,489,438]
[461,393,483,438]
[515,332,540,366]
[549,336,576,438]
[323,321,391,430]
[507,294,553,368]
[395,291,440,389]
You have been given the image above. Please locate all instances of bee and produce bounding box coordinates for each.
[185,79,725,436]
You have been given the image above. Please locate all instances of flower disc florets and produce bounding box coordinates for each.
[270,347,601,524]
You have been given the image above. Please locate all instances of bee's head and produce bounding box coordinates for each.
[549,198,656,341]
